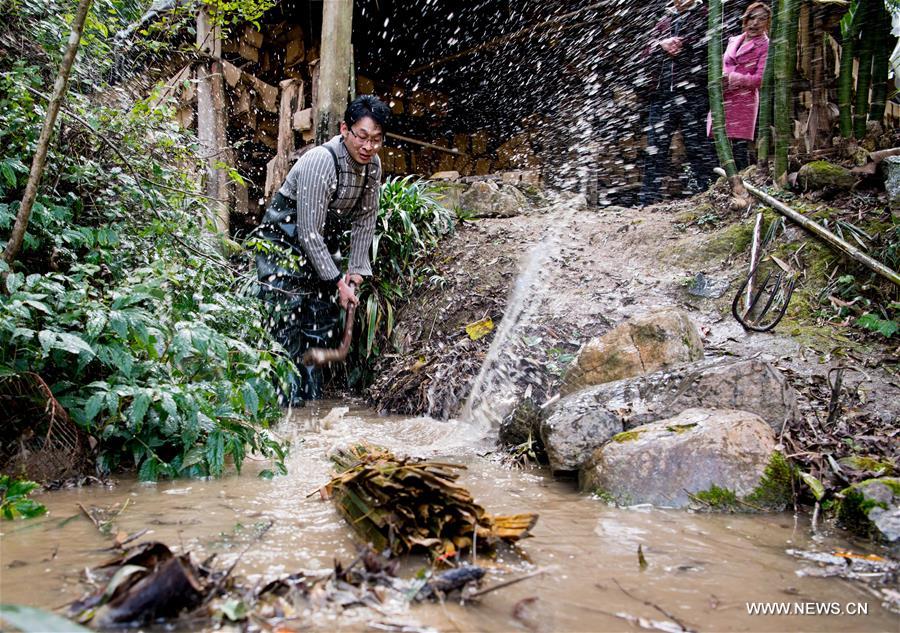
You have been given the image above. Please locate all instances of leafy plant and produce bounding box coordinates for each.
[0,51,289,481]
[0,475,47,520]
[344,176,454,385]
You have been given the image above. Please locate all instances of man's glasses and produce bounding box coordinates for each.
[347,127,383,149]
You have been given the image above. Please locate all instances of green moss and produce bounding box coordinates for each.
[612,430,642,443]
[693,485,739,510]
[666,423,697,434]
[702,220,756,259]
[745,452,796,511]
[835,477,900,539]
[839,456,895,475]
[592,489,618,505]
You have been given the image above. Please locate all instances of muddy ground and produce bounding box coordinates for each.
[368,176,899,495]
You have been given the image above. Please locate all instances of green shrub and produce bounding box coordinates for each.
[0,57,289,480]
[0,475,47,520]
[346,176,454,386]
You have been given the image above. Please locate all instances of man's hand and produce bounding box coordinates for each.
[345,273,364,287]
[337,277,359,310]
[659,37,683,56]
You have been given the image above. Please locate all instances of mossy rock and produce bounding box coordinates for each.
[835,477,900,551]
[797,160,856,191]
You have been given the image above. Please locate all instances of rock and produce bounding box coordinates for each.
[561,308,704,395]
[837,477,900,554]
[687,272,730,299]
[796,160,856,191]
[883,156,900,212]
[580,408,789,510]
[458,180,528,217]
[499,398,542,448]
[541,359,799,471]
[540,394,623,473]
[430,170,460,181]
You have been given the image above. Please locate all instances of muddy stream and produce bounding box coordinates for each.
[1,401,894,632]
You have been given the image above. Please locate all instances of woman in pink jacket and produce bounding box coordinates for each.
[708,2,771,170]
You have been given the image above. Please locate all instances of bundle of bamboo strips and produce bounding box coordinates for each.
[323,443,537,558]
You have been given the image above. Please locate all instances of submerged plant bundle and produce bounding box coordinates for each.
[324,443,538,558]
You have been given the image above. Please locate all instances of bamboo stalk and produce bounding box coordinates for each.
[707,0,737,179]
[714,168,900,287]
[837,1,858,138]
[867,0,891,126]
[386,132,460,155]
[774,0,799,183]
[852,0,874,138]
[2,0,93,267]
[756,3,778,168]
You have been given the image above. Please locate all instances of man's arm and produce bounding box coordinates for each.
[347,157,381,278]
[295,148,342,284]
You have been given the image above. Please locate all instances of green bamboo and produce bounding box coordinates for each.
[868,0,891,125]
[853,0,875,138]
[837,0,860,137]
[708,0,737,178]
[773,0,798,182]
[756,6,779,167]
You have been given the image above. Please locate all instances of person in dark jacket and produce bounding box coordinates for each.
[639,0,717,206]
[254,95,389,405]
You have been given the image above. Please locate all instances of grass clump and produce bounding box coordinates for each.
[612,430,643,443]
[692,485,739,510]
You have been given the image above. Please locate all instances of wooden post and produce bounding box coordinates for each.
[196,8,230,235]
[315,0,353,144]
[265,79,302,202]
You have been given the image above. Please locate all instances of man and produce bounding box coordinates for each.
[639,0,717,206]
[255,94,390,404]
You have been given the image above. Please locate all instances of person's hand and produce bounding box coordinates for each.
[659,37,683,56]
[337,277,359,310]
[345,273,364,287]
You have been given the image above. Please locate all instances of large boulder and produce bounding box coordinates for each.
[580,408,790,510]
[561,308,704,395]
[837,477,900,555]
[458,180,528,217]
[540,358,799,472]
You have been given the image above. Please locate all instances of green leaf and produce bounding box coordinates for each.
[84,393,105,423]
[52,333,95,357]
[799,472,825,501]
[0,605,93,632]
[206,431,225,476]
[37,330,56,354]
[127,391,151,428]
[138,457,159,482]
[241,383,259,416]
[6,272,23,294]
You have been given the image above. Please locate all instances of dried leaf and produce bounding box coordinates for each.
[465,318,494,341]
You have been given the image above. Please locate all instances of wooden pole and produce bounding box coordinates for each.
[316,0,353,144]
[3,0,93,268]
[196,8,230,235]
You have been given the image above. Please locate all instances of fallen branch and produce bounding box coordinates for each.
[714,168,900,286]
[463,568,544,600]
[611,579,693,632]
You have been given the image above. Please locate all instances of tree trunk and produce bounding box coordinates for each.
[755,4,779,170]
[2,0,93,268]
[837,0,859,138]
[868,0,891,127]
[774,0,797,184]
[852,0,874,139]
[315,0,353,144]
[804,4,829,153]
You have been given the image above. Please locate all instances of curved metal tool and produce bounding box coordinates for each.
[731,254,797,332]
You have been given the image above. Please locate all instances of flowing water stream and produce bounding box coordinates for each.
[0,401,895,632]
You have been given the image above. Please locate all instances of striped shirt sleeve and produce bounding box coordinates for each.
[293,148,342,282]
[348,155,381,277]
